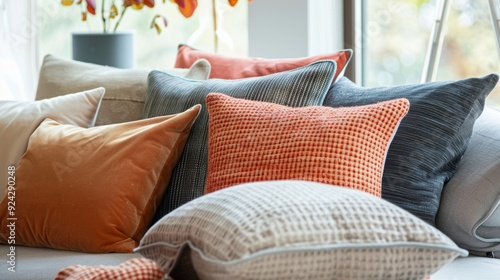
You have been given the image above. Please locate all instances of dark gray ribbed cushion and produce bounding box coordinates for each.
[324,74,499,225]
[145,60,336,222]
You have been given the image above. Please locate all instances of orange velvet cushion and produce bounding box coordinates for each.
[175,44,352,82]
[205,93,409,196]
[0,105,200,253]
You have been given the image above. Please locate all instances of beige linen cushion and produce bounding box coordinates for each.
[136,180,467,280]
[35,54,210,126]
[0,88,104,200]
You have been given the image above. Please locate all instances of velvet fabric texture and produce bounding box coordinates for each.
[0,106,201,253]
[0,88,104,201]
[205,93,410,196]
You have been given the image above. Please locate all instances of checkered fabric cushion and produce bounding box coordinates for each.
[204,93,410,196]
[54,258,164,280]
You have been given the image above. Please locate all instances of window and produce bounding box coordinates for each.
[39,0,248,69]
[361,0,500,107]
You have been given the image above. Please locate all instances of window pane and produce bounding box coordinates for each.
[363,0,500,108]
[39,0,248,69]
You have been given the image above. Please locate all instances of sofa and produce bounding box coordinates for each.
[1,46,500,279]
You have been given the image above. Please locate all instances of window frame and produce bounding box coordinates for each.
[343,0,364,84]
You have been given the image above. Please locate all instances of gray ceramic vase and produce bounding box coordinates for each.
[72,31,134,68]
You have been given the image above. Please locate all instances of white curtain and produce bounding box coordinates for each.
[0,0,39,101]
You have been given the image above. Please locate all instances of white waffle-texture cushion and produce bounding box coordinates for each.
[136,180,467,280]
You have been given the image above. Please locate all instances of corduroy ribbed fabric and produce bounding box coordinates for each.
[144,60,337,222]
[325,74,499,225]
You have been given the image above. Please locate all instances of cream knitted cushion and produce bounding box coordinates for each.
[136,180,467,280]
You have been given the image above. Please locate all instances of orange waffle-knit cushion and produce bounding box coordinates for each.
[205,93,410,195]
[174,44,351,82]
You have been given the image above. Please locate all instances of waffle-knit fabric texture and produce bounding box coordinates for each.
[204,93,410,196]
[54,258,165,280]
[136,180,467,280]
[144,60,336,222]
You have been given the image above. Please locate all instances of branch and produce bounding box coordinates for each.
[114,5,128,32]
[212,0,218,53]
[101,0,107,32]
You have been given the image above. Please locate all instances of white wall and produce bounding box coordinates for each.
[248,0,344,58]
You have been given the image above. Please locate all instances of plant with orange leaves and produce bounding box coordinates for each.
[61,0,240,34]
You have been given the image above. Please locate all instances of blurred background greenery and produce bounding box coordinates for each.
[364,0,500,108]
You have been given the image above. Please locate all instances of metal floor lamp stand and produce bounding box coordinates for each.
[421,0,500,83]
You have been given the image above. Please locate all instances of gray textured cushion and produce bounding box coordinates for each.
[136,180,466,280]
[436,107,500,258]
[325,75,499,225]
[144,60,337,221]
[35,54,210,126]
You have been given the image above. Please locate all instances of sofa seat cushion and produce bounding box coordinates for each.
[0,245,139,279]
[431,256,500,280]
